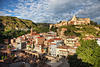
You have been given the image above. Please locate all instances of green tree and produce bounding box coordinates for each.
[2,56,4,60]
[90,21,98,26]
[96,31,100,36]
[5,56,7,59]
[68,54,93,67]
[7,45,10,49]
[59,21,62,23]
[50,26,57,32]
[76,40,100,67]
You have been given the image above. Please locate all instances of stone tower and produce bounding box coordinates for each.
[72,15,76,21]
[31,27,33,36]
[71,15,77,25]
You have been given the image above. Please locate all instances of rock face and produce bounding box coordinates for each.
[49,24,54,29]
[49,21,68,29]
[54,21,68,27]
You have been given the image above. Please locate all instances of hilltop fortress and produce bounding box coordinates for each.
[50,15,90,28]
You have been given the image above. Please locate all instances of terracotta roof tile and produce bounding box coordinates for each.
[48,39,54,42]
[36,34,40,35]
[37,37,44,38]
[50,43,56,45]
[54,38,62,40]
[57,46,69,49]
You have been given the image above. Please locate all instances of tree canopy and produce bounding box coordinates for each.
[76,40,100,67]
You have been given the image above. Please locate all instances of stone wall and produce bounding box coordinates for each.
[49,15,90,29]
[68,15,90,25]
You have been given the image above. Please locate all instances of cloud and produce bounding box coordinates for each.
[0,11,11,16]
[4,9,12,13]
[16,16,21,18]
[1,0,100,24]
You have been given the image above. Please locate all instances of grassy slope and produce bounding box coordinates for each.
[59,25,100,37]
[0,16,36,31]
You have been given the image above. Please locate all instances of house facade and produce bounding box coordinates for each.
[56,46,68,58]
[49,43,57,57]
[48,38,64,57]
[64,36,79,47]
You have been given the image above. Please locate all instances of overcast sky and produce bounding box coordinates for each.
[0,0,100,24]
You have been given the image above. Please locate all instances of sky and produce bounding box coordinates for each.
[0,0,100,24]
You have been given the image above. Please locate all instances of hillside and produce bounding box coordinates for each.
[0,16,50,43]
[34,23,50,33]
[0,16,37,31]
[64,25,100,37]
[50,24,100,38]
[50,15,100,38]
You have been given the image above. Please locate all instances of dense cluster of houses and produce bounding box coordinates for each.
[2,28,100,58]
[9,28,81,58]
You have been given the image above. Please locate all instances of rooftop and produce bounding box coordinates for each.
[48,39,54,42]
[54,38,62,40]
[57,46,69,49]
[50,43,56,45]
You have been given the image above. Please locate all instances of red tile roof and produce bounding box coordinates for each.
[50,43,56,45]
[48,39,54,42]
[57,46,69,49]
[11,47,16,50]
[36,34,40,35]
[37,37,44,38]
[54,38,62,40]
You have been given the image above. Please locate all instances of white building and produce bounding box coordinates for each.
[49,43,57,57]
[96,38,100,46]
[34,44,43,53]
[56,46,69,58]
[49,38,64,57]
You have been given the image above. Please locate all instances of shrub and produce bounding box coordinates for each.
[2,56,4,60]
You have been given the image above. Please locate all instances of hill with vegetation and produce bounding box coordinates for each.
[0,16,36,43]
[34,23,50,33]
[0,16,50,44]
[0,16,37,31]
[50,21,100,38]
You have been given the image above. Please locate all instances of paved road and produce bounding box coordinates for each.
[58,58,70,67]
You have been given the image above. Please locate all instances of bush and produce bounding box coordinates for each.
[5,56,7,59]
[50,26,58,32]
[2,56,4,60]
